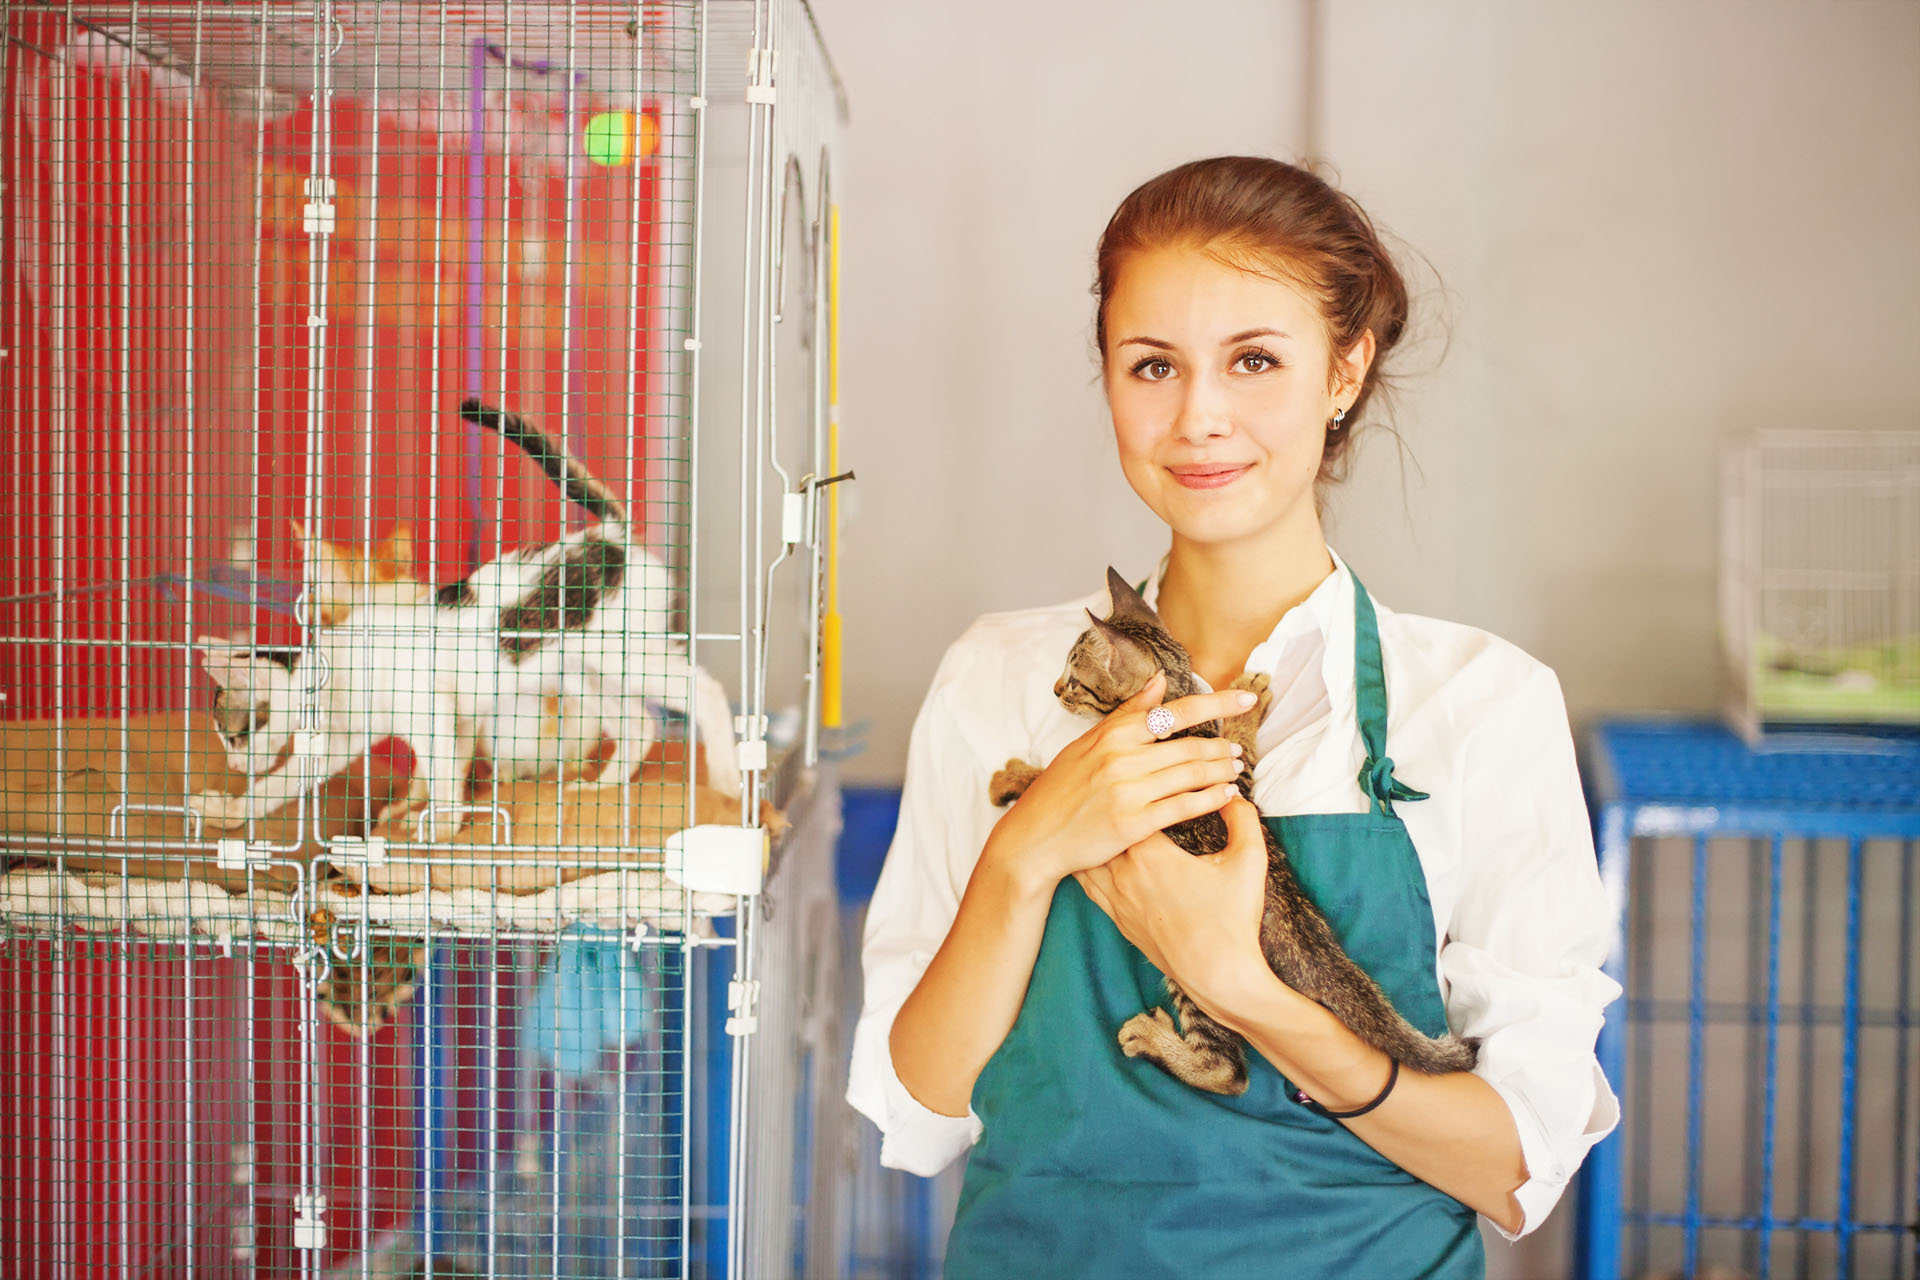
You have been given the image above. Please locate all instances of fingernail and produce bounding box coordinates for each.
[1237,691,1257,707]
[1229,742,1244,758]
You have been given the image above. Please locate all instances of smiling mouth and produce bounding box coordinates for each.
[1169,464,1251,490]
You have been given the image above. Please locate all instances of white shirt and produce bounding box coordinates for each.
[846,554,1622,1241]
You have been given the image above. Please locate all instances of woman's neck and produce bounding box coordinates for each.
[1156,522,1335,693]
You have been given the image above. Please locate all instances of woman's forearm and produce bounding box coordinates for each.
[887,841,1059,1117]
[1215,969,1528,1233]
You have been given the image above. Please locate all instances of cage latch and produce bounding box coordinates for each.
[327,835,388,866]
[735,712,768,773]
[292,1193,327,1250]
[726,978,761,1037]
[216,838,268,871]
[665,824,768,897]
[745,47,778,105]
[302,178,336,236]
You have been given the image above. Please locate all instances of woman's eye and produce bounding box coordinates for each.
[1234,350,1278,374]
[1131,357,1174,382]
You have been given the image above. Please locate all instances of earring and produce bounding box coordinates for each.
[1330,407,1347,430]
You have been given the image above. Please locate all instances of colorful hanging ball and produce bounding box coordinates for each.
[584,110,659,167]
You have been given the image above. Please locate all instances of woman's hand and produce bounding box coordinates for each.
[1075,795,1274,1022]
[981,672,1255,895]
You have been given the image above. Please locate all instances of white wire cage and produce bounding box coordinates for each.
[0,0,849,1274]
[1720,431,1920,741]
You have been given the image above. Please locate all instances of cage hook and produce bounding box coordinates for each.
[292,944,332,990]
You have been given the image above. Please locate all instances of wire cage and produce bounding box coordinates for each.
[0,0,848,1275]
[1577,722,1920,1280]
[1721,431,1920,740]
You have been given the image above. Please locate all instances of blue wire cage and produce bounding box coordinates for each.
[1577,719,1920,1280]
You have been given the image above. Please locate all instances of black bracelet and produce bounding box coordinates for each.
[1293,1057,1399,1120]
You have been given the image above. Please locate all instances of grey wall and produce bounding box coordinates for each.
[815,0,1920,783]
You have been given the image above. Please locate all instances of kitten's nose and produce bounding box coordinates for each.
[1052,676,1066,699]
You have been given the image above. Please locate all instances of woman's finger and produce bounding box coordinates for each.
[1137,782,1239,833]
[1218,795,1265,849]
[1139,686,1260,744]
[1134,754,1244,799]
[1114,670,1167,714]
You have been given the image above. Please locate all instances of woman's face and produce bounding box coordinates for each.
[1102,243,1369,553]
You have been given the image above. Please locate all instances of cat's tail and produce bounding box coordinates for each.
[459,400,629,527]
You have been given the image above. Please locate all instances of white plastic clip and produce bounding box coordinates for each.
[688,95,707,111]
[216,839,262,871]
[328,835,388,866]
[726,978,761,1036]
[295,730,325,760]
[292,1193,327,1250]
[683,337,702,351]
[301,178,336,236]
[664,825,767,897]
[733,712,768,772]
[745,47,777,104]
[781,491,807,546]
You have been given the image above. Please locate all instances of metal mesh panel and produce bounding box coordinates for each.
[0,0,846,1275]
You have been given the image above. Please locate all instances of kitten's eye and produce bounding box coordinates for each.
[1129,356,1174,382]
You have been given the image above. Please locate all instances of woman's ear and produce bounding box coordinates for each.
[1334,328,1377,403]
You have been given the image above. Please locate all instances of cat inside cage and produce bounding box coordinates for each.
[0,2,842,1274]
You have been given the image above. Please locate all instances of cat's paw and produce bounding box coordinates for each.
[988,759,1041,807]
[1117,1006,1180,1060]
[1224,672,1272,759]
[188,790,248,831]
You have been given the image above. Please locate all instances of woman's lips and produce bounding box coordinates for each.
[1169,464,1251,490]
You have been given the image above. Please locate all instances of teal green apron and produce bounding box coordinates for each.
[947,576,1484,1278]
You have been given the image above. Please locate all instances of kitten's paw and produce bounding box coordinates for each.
[188,790,248,831]
[988,759,1041,807]
[1117,1007,1180,1060]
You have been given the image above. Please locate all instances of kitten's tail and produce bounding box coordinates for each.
[459,400,629,527]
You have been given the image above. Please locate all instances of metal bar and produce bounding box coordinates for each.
[1796,837,1818,1280]
[1759,833,1784,1279]
[182,13,204,1269]
[1838,835,1863,1275]
[355,0,386,884]
[486,899,500,1280]
[53,0,73,841]
[1897,839,1916,1280]
[1684,832,1708,1276]
[1629,816,1655,1277]
[1629,1212,1911,1233]
[117,8,137,1266]
[426,0,449,618]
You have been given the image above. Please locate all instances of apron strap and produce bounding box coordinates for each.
[1349,573,1429,817]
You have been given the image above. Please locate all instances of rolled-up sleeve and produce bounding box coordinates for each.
[1440,664,1622,1240]
[846,634,1001,1176]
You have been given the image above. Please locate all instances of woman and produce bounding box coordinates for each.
[848,156,1619,1277]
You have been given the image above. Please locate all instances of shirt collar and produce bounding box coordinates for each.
[1143,546,1358,715]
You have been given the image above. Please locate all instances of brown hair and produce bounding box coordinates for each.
[1094,156,1411,482]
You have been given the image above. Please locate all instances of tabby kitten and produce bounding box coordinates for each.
[990,567,1477,1096]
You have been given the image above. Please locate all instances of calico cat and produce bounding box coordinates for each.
[296,519,431,625]
[990,567,1477,1095]
[192,402,742,842]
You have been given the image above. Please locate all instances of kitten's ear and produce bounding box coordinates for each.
[1086,615,1159,697]
[1103,566,1159,628]
[381,522,416,572]
[196,637,256,691]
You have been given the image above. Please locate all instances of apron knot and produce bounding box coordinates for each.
[1359,755,1429,816]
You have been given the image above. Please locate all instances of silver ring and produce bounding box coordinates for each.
[1145,706,1176,740]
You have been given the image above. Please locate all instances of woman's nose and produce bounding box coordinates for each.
[1172,376,1231,443]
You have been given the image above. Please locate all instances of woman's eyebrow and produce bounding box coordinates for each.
[1116,335,1174,350]
[1223,327,1290,344]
